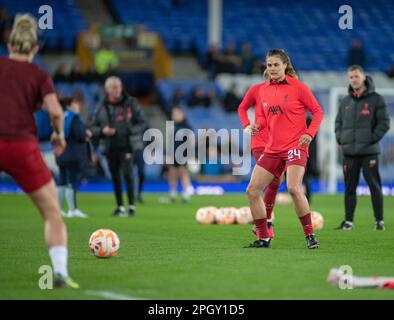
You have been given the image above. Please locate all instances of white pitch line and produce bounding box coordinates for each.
[85,290,145,300]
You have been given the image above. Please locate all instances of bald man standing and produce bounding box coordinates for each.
[90,77,147,217]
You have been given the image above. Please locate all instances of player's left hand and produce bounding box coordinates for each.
[298,134,312,147]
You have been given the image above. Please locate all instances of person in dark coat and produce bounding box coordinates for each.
[89,76,147,217]
[167,107,194,202]
[303,113,319,203]
[347,39,366,68]
[335,65,390,230]
[56,97,89,218]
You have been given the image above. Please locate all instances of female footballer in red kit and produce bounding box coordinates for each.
[0,14,79,287]
[246,49,323,249]
[238,79,282,239]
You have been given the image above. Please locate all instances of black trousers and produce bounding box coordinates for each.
[58,162,84,189]
[343,155,383,222]
[107,150,134,207]
[58,162,84,209]
[133,149,145,195]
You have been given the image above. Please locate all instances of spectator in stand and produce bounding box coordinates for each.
[221,41,241,74]
[0,7,12,46]
[94,43,119,75]
[53,63,69,83]
[206,44,224,78]
[240,42,257,74]
[252,60,266,75]
[85,65,100,83]
[208,87,220,106]
[68,63,85,82]
[347,39,366,68]
[223,83,241,113]
[387,64,394,79]
[171,87,187,107]
[187,86,211,107]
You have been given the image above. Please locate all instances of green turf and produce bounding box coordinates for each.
[0,193,393,300]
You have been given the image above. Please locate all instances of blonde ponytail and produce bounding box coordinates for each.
[8,14,38,54]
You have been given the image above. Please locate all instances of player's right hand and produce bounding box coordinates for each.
[102,126,116,136]
[250,123,260,136]
[50,132,67,156]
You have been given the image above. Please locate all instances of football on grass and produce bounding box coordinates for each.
[235,207,253,224]
[215,207,237,224]
[89,228,120,258]
[195,207,217,224]
[311,211,324,230]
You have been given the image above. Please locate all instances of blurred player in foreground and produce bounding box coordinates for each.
[0,14,78,288]
[328,268,394,289]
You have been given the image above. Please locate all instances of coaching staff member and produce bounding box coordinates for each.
[90,76,147,217]
[335,65,390,230]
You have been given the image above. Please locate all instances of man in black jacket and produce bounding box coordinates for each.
[90,77,147,217]
[335,65,390,230]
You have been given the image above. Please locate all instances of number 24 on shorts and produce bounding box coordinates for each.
[288,149,301,161]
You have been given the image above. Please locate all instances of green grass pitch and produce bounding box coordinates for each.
[0,193,393,300]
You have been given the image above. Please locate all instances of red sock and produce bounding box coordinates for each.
[264,180,280,220]
[299,213,314,236]
[254,218,270,239]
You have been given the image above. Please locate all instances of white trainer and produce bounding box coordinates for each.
[68,209,88,218]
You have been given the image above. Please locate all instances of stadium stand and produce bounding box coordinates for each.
[0,0,87,50]
[109,0,394,72]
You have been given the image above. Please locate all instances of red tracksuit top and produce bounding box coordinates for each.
[237,83,268,150]
[255,75,323,154]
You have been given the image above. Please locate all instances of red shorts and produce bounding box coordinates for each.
[257,148,308,178]
[0,140,52,193]
[252,147,265,162]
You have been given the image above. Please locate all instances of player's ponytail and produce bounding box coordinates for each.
[264,49,298,79]
[8,14,38,55]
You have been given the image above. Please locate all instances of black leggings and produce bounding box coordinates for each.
[133,149,145,195]
[343,155,383,222]
[107,150,134,207]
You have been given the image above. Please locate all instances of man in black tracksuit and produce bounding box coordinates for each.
[90,77,147,217]
[335,65,390,230]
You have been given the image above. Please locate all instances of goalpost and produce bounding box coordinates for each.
[325,87,394,194]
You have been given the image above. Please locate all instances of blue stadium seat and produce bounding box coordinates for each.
[110,0,394,71]
[0,0,87,50]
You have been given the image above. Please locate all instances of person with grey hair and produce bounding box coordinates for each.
[89,77,147,217]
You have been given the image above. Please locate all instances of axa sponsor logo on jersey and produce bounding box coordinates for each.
[268,105,284,115]
[263,95,286,116]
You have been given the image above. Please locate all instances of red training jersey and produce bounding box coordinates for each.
[255,75,323,154]
[237,83,268,150]
[0,56,55,141]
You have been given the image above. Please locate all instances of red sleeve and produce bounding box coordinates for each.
[34,70,56,111]
[40,73,56,99]
[255,94,267,130]
[299,82,324,138]
[238,85,259,128]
